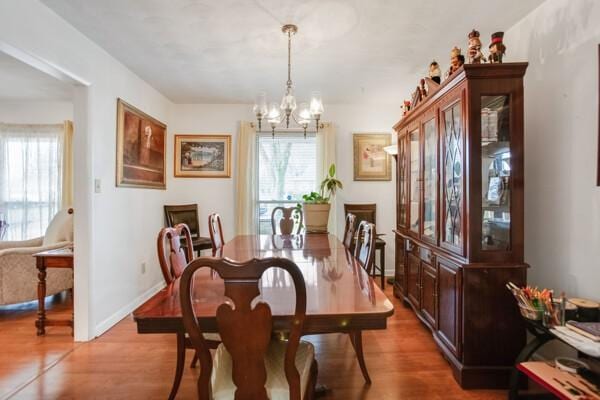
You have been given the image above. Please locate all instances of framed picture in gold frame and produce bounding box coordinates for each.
[353,133,392,181]
[116,98,166,189]
[174,134,231,178]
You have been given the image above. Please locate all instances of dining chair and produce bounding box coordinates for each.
[180,256,318,400]
[271,206,303,235]
[342,213,357,249]
[354,221,376,275]
[164,204,213,255]
[208,213,225,255]
[156,223,220,400]
[347,220,376,385]
[343,203,386,288]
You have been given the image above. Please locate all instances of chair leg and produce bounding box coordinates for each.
[349,331,371,384]
[168,332,186,400]
[189,351,199,368]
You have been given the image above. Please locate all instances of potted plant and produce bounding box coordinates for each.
[300,163,343,233]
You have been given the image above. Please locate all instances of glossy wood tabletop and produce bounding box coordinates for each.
[133,234,394,334]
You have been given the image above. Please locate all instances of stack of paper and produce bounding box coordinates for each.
[551,326,600,357]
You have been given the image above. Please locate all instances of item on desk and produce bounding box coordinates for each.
[570,298,600,322]
[550,326,600,358]
[507,282,560,324]
[555,357,590,374]
[566,321,600,342]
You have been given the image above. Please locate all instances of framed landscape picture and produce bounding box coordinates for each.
[353,133,392,181]
[116,99,166,189]
[174,134,231,178]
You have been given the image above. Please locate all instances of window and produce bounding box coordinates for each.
[256,133,317,234]
[0,124,64,240]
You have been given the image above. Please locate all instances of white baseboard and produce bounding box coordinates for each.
[93,280,165,338]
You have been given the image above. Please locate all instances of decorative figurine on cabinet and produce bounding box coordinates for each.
[488,31,506,63]
[445,47,464,78]
[402,100,411,116]
[467,29,485,64]
[429,61,442,84]
[419,78,427,98]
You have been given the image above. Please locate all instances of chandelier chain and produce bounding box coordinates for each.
[286,30,292,90]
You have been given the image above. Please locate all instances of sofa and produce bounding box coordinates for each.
[0,209,73,305]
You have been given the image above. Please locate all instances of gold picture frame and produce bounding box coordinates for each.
[353,133,392,181]
[174,134,231,178]
[116,98,166,189]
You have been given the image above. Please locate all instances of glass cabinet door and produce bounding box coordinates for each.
[398,135,408,228]
[481,95,511,250]
[442,103,463,250]
[423,119,437,241]
[409,129,420,234]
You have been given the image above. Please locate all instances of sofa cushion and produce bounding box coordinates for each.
[43,210,73,246]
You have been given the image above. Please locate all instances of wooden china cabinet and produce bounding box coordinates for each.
[393,63,529,389]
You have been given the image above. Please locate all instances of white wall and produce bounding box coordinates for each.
[0,100,73,123]
[0,0,173,340]
[168,103,399,273]
[505,0,600,300]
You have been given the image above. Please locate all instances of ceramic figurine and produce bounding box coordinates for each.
[429,61,441,84]
[488,31,506,63]
[445,47,463,78]
[467,29,484,64]
[402,100,411,116]
[420,79,427,97]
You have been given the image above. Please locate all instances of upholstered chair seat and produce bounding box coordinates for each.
[211,339,315,400]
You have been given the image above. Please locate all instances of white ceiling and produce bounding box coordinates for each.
[41,0,544,104]
[0,52,73,101]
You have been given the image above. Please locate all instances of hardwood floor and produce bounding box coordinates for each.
[0,286,505,399]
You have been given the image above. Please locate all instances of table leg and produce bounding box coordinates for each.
[35,260,47,336]
[168,331,186,400]
[508,333,554,400]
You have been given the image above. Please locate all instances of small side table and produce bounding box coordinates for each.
[33,248,74,336]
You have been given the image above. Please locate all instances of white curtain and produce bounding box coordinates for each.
[316,122,337,234]
[0,123,65,240]
[235,121,257,235]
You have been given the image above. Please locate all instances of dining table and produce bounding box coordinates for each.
[133,233,394,397]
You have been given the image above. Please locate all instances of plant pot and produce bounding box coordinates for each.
[302,203,330,233]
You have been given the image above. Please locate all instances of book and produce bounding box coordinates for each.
[566,321,600,342]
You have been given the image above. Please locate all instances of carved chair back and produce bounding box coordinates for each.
[354,221,376,275]
[157,223,194,284]
[343,203,376,232]
[342,213,357,249]
[164,204,201,240]
[271,206,303,235]
[208,213,225,254]
[180,257,307,400]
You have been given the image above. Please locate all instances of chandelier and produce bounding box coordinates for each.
[252,24,324,137]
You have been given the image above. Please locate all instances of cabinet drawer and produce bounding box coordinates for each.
[419,247,434,264]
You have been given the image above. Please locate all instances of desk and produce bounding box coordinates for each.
[134,234,394,398]
[33,247,74,336]
[509,318,600,399]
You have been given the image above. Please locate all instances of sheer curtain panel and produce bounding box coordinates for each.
[0,123,65,240]
[235,121,257,235]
